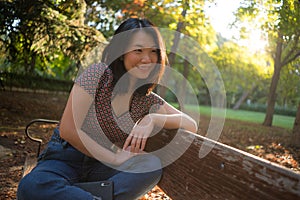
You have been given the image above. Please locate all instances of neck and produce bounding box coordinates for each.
[128,76,137,93]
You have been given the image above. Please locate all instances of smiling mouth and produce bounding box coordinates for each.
[137,65,153,70]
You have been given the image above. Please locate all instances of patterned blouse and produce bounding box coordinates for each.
[75,63,165,148]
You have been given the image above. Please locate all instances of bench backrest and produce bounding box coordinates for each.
[146,129,300,200]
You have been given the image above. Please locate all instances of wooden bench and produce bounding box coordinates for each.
[23,119,300,200]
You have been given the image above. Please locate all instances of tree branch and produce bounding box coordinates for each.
[282,33,300,66]
[283,50,300,66]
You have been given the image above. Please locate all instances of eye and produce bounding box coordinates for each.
[152,49,158,53]
[133,49,142,53]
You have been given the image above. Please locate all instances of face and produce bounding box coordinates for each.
[123,31,159,80]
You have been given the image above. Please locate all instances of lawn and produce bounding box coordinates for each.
[185,105,295,129]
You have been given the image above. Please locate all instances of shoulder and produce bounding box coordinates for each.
[74,62,112,96]
[141,92,165,107]
[75,63,112,83]
[131,92,165,115]
[77,63,108,80]
[147,92,165,101]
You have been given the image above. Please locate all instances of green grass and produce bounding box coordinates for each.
[184,105,295,129]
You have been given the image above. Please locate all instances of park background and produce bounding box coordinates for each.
[0,0,299,199]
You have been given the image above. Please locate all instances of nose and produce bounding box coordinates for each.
[141,53,151,64]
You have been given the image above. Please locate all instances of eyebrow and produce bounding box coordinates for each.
[132,44,158,48]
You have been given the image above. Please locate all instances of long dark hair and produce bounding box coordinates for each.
[101,18,166,95]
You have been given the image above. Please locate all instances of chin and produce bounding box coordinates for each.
[130,71,151,80]
[137,73,152,80]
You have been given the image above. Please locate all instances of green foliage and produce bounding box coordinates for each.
[85,0,215,46]
[235,0,300,69]
[0,0,106,78]
[234,0,300,124]
[84,0,177,38]
[234,0,300,64]
[239,103,297,117]
[278,60,300,106]
[0,72,73,92]
[210,40,271,106]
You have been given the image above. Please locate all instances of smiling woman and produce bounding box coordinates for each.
[17,18,198,200]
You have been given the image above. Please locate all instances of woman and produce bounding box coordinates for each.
[17,18,198,200]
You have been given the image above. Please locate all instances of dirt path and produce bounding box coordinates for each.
[0,90,299,199]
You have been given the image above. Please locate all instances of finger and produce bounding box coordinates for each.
[134,137,143,153]
[130,136,137,152]
[140,138,147,151]
[123,135,133,150]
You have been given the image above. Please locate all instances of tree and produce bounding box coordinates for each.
[235,0,300,126]
[0,0,105,77]
[210,41,269,108]
[277,61,300,107]
[84,0,176,37]
[292,103,300,147]
[1,0,217,87]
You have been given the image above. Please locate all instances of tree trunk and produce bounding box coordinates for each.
[178,57,189,111]
[159,7,187,98]
[168,3,188,66]
[29,52,36,73]
[200,76,210,105]
[233,84,257,110]
[232,90,250,110]
[291,103,300,147]
[263,33,283,126]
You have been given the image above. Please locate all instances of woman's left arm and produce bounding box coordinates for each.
[152,101,198,133]
[123,101,198,152]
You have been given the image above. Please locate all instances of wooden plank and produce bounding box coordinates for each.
[146,129,300,200]
[22,153,37,177]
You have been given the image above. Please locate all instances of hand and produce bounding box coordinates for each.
[123,115,154,153]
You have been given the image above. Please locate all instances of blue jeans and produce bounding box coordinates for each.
[17,129,162,200]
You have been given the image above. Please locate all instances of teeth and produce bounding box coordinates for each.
[138,66,150,69]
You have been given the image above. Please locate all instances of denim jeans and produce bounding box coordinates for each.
[17,128,162,200]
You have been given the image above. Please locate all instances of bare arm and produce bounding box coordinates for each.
[60,84,134,165]
[123,101,198,152]
[153,101,198,133]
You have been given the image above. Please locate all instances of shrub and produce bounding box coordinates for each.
[0,72,73,92]
[239,103,296,117]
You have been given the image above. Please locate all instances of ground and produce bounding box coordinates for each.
[0,90,299,200]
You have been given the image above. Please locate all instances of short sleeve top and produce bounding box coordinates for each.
[75,63,165,147]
